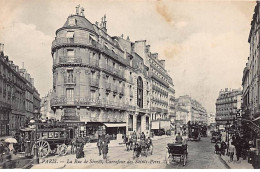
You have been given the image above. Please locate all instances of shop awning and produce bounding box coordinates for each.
[103,123,126,128]
[151,121,160,129]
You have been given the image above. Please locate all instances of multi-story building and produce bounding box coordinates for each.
[215,88,242,126]
[0,43,41,136]
[175,95,207,125]
[242,2,260,150]
[207,112,216,126]
[19,67,41,120]
[50,7,175,139]
[41,90,55,120]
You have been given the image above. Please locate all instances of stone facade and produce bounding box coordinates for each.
[215,88,242,126]
[0,43,41,136]
[50,8,175,138]
[41,90,55,120]
[175,95,207,125]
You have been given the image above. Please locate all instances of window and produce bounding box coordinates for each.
[66,88,74,101]
[66,31,74,38]
[146,117,149,130]
[137,76,143,108]
[66,70,74,83]
[128,115,133,131]
[68,17,76,26]
[67,49,74,57]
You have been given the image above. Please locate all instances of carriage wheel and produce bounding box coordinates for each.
[165,151,170,165]
[57,144,68,156]
[32,140,50,158]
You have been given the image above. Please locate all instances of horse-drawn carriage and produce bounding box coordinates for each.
[18,122,73,158]
[165,143,188,166]
[201,125,207,137]
[133,140,153,159]
[188,123,201,141]
[211,131,221,143]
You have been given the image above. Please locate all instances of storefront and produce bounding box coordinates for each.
[104,123,126,140]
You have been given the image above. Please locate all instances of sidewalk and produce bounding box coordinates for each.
[220,154,254,169]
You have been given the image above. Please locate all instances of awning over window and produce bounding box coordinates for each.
[103,123,126,128]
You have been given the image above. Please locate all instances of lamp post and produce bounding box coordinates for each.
[32,109,39,164]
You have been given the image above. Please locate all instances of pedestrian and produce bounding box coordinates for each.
[76,140,84,159]
[102,141,108,159]
[221,141,227,155]
[235,138,242,161]
[71,138,76,154]
[215,142,220,154]
[97,135,102,156]
[229,142,236,162]
[24,136,31,157]
[140,132,146,141]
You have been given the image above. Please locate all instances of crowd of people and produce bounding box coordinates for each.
[214,134,252,162]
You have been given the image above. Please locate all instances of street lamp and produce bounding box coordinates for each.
[31,109,40,164]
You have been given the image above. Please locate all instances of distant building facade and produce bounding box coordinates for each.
[0,43,41,136]
[207,112,216,126]
[175,95,207,125]
[215,88,242,126]
[40,90,55,120]
[50,7,175,138]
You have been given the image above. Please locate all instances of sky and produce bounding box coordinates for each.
[0,0,256,112]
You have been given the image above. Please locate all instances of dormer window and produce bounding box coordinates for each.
[66,31,74,38]
[89,34,97,42]
[68,17,77,26]
[67,49,74,57]
[112,47,117,54]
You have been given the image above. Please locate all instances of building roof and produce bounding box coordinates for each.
[59,15,96,33]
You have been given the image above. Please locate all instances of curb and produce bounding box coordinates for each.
[218,155,231,169]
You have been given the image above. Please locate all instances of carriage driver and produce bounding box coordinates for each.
[175,133,183,144]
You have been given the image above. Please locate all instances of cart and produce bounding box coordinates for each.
[201,125,207,137]
[165,143,188,166]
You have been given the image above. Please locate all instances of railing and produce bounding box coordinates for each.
[64,77,76,84]
[59,56,82,64]
[50,97,128,110]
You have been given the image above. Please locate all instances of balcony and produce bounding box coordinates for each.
[64,77,76,85]
[52,38,93,52]
[90,79,99,88]
[57,57,82,66]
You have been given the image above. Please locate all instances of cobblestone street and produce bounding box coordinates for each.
[32,136,227,169]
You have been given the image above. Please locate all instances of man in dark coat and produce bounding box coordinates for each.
[97,135,102,156]
[102,141,108,159]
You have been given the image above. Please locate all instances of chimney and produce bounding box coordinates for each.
[31,78,34,87]
[0,43,4,53]
[151,53,158,59]
[146,45,150,54]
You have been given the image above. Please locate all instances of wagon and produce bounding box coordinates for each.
[19,122,72,158]
[165,143,188,166]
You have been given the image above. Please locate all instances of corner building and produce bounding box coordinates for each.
[51,9,175,139]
